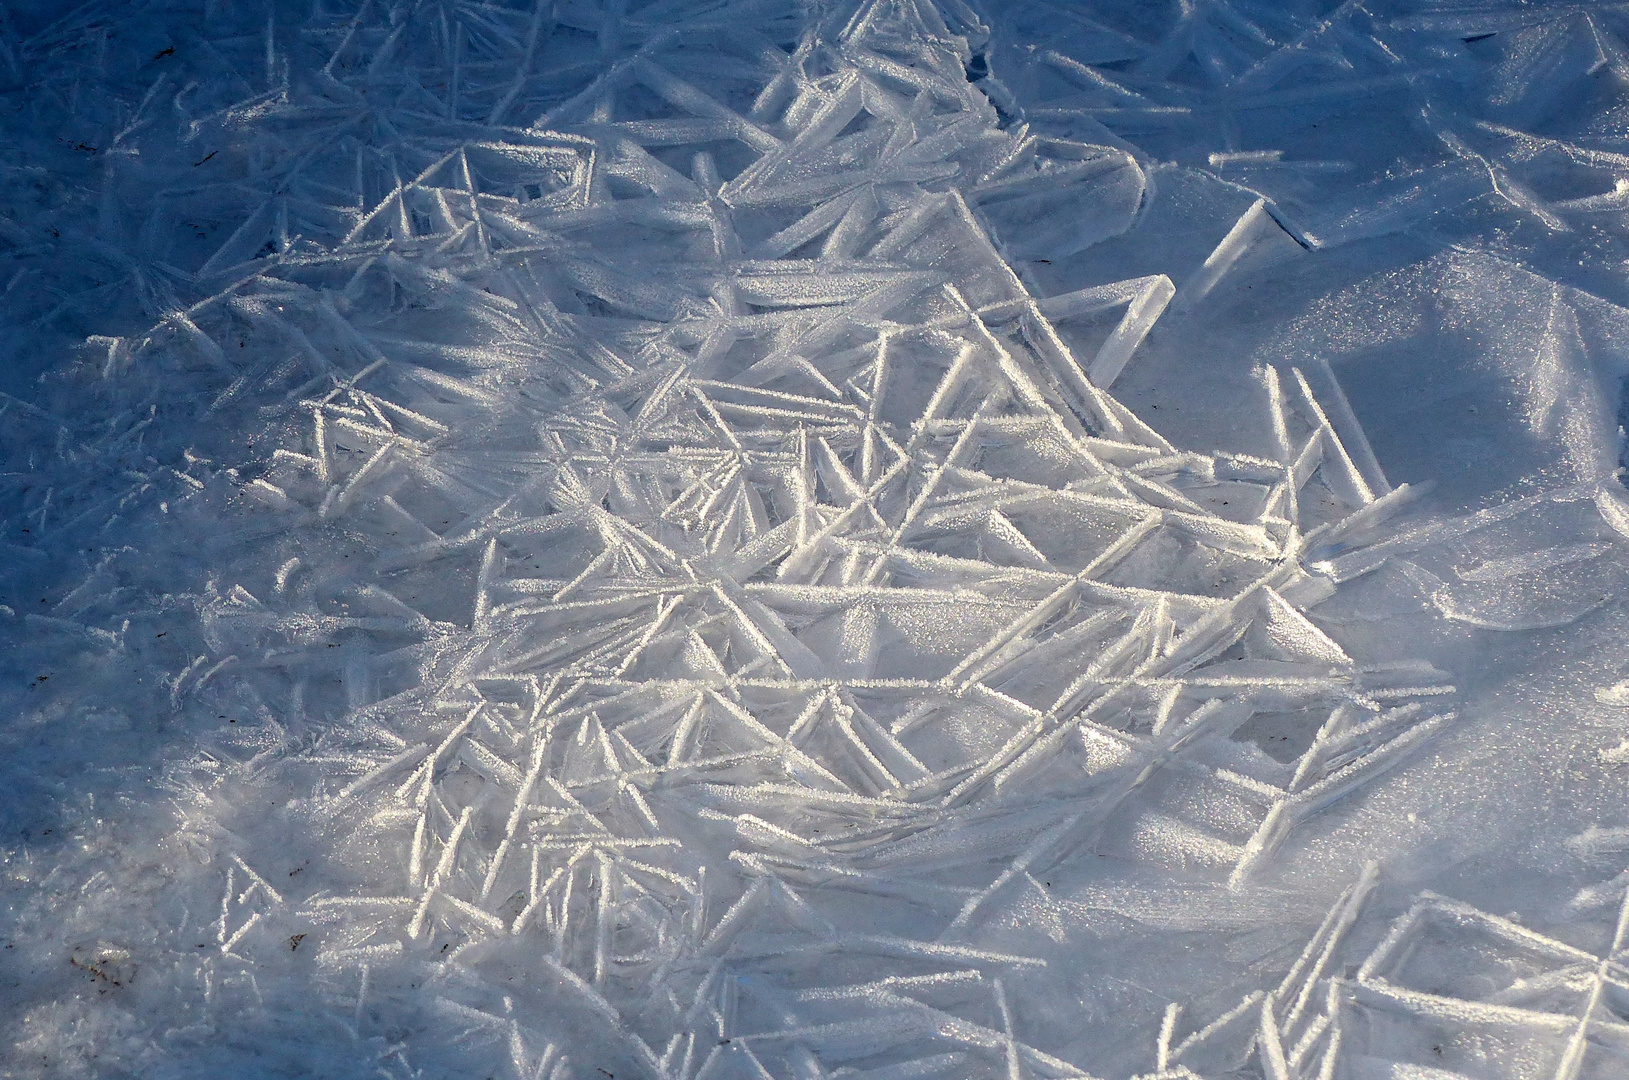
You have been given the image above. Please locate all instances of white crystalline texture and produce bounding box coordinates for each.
[3,1,1629,1079]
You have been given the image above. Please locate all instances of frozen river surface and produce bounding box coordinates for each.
[4,2,1629,1078]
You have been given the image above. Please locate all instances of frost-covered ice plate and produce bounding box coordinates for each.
[4,2,1629,1078]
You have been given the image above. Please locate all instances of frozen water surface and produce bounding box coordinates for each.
[4,0,1629,1077]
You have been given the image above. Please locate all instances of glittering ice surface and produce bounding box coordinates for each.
[6,2,1629,1078]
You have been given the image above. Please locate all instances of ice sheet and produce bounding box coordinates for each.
[3,1,1629,1078]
